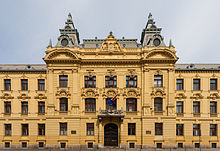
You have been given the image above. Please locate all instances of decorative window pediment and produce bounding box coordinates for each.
[0,93,14,100]
[207,93,220,100]
[175,93,187,99]
[56,88,71,98]
[81,88,99,98]
[17,93,31,100]
[190,93,203,100]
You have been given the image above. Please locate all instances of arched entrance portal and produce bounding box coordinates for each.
[104,123,118,146]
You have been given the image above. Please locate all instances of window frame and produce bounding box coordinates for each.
[60,98,68,112]
[176,79,184,90]
[210,124,217,136]
[4,101,11,114]
[85,98,96,112]
[154,98,163,112]
[210,79,217,90]
[38,124,45,136]
[176,124,184,136]
[85,76,96,88]
[4,79,11,91]
[21,79,28,91]
[21,101,28,114]
[38,101,45,114]
[154,75,163,87]
[126,98,137,112]
[193,124,200,136]
[210,101,217,114]
[155,123,163,135]
[176,101,183,113]
[60,123,67,136]
[5,124,11,136]
[126,75,137,88]
[193,101,200,114]
[87,123,94,136]
[22,124,29,136]
[128,123,136,135]
[38,79,45,91]
[105,76,117,88]
[193,79,200,90]
[59,75,68,88]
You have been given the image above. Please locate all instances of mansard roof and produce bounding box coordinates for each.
[1,64,220,72]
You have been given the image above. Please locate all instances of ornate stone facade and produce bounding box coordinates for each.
[0,13,220,150]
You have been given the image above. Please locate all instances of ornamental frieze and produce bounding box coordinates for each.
[175,93,187,99]
[34,93,47,100]
[102,88,120,97]
[17,93,31,100]
[0,93,14,100]
[207,93,220,100]
[190,93,203,100]
[122,87,141,98]
[151,87,166,98]
[56,88,71,98]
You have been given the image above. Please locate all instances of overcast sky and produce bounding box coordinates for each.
[1,0,220,64]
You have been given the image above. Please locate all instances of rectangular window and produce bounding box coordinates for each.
[85,76,96,88]
[60,123,67,136]
[105,76,117,88]
[60,98,68,111]
[4,101,11,114]
[212,143,217,148]
[176,101,183,113]
[178,143,183,148]
[88,143,93,148]
[21,79,28,91]
[4,79,11,91]
[21,102,28,114]
[129,143,135,148]
[38,79,45,91]
[5,124,11,136]
[22,124,29,136]
[156,143,162,148]
[22,142,27,148]
[87,123,94,136]
[5,142,10,148]
[38,124,45,136]
[193,124,200,136]
[38,101,45,113]
[210,101,217,114]
[60,143,66,148]
[210,79,217,90]
[154,98,162,112]
[126,98,137,112]
[193,101,200,113]
[85,98,96,112]
[154,75,163,87]
[155,123,163,135]
[195,143,200,148]
[176,79,184,90]
[126,75,137,88]
[176,124,184,136]
[210,124,217,136]
[38,142,44,148]
[128,123,136,135]
[59,75,68,87]
[193,79,200,90]
[106,98,117,111]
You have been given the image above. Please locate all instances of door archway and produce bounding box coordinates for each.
[104,123,118,146]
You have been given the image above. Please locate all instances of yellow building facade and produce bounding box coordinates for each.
[1,13,220,150]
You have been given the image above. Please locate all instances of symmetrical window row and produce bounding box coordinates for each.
[155,123,217,136]
[3,79,45,91]
[3,101,45,114]
[85,98,137,112]
[176,78,218,90]
[176,101,217,114]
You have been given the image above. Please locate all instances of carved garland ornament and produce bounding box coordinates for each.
[175,93,187,99]
[81,88,99,98]
[17,93,31,100]
[207,93,220,100]
[190,93,203,100]
[123,88,141,98]
[34,93,47,100]
[0,93,14,100]
[56,89,71,98]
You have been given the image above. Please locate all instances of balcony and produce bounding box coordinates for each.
[98,107,124,121]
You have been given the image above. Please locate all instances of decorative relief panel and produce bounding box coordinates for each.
[56,87,71,98]
[0,93,14,100]
[17,93,31,100]
[207,93,220,100]
[190,93,203,100]
[34,93,47,100]
[122,87,141,98]
[81,88,99,98]
[102,88,120,97]
[151,87,166,98]
[175,93,187,99]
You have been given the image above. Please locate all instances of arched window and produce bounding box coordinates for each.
[154,98,162,112]
[126,98,137,112]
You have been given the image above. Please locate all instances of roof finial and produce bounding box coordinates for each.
[68,13,72,20]
[148,13,153,20]
[110,31,113,36]
[48,39,52,47]
[169,39,174,47]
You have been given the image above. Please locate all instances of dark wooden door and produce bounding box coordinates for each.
[104,123,118,146]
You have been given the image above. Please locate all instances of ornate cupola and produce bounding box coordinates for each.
[140,13,166,47]
[56,13,80,47]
